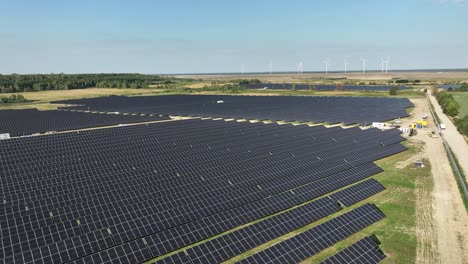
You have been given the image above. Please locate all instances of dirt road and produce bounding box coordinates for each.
[409,99,468,264]
[429,95,468,181]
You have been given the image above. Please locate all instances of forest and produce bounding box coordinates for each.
[0,73,177,93]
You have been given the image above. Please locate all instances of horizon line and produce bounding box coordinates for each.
[1,68,468,76]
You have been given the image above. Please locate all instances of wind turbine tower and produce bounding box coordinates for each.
[269,60,273,75]
[322,59,330,75]
[380,58,385,73]
[360,59,368,74]
[344,58,350,74]
[297,61,303,75]
[241,64,245,76]
[384,56,390,74]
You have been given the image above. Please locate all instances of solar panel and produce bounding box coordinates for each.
[243,83,408,91]
[186,197,341,264]
[145,162,383,258]
[0,119,403,263]
[329,179,386,206]
[0,109,169,137]
[53,95,413,126]
[319,236,386,264]
[238,204,385,264]
[70,239,152,264]
[152,251,192,264]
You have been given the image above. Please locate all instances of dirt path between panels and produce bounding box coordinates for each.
[408,99,468,264]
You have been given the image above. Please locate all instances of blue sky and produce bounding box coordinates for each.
[0,0,467,74]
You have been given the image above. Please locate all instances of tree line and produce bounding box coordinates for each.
[436,92,468,136]
[0,94,27,104]
[0,74,176,93]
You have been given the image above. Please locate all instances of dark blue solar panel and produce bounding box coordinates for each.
[238,204,385,264]
[319,236,386,264]
[53,95,413,126]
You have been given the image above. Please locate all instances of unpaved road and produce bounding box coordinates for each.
[408,98,468,264]
[429,95,468,181]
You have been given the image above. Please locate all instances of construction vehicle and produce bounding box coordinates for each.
[409,128,418,136]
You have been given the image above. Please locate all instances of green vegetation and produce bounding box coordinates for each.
[389,86,399,96]
[449,92,468,117]
[454,116,468,136]
[0,73,189,93]
[436,92,459,116]
[200,84,246,93]
[440,92,468,136]
[395,79,421,84]
[458,83,468,92]
[238,79,262,85]
[0,94,27,104]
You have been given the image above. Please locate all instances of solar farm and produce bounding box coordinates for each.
[0,109,168,137]
[0,92,417,264]
[55,95,413,126]
[241,84,407,91]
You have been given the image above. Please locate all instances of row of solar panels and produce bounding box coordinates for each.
[242,83,408,91]
[157,235,386,264]
[0,108,169,137]
[0,119,403,263]
[437,84,462,89]
[54,95,413,126]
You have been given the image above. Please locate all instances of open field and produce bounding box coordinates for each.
[449,92,468,117]
[0,88,166,110]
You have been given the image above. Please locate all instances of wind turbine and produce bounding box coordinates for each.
[269,60,273,75]
[322,59,330,75]
[360,58,368,74]
[297,61,303,75]
[344,57,350,74]
[380,58,385,73]
[241,64,245,76]
[383,56,390,74]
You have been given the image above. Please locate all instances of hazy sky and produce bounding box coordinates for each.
[0,0,467,74]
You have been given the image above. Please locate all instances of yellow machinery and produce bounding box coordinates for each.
[415,120,428,127]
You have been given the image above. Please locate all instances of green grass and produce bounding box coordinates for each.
[448,92,468,117]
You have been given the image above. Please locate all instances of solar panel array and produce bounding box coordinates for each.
[238,203,385,264]
[319,236,386,264]
[54,95,413,125]
[146,162,383,259]
[437,84,461,90]
[185,179,384,264]
[242,83,408,91]
[330,179,386,207]
[0,119,405,263]
[0,108,168,137]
